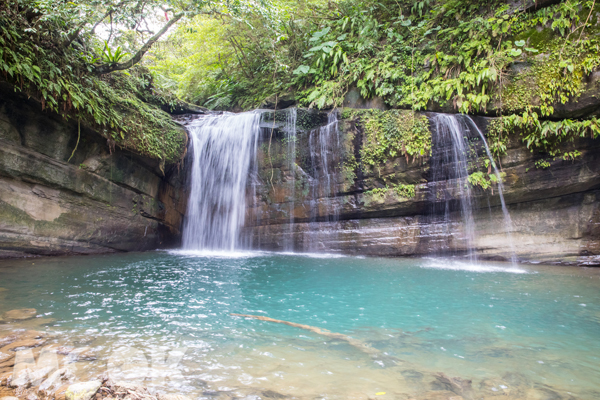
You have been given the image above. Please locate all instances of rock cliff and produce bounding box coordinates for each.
[0,84,188,258]
[246,108,600,265]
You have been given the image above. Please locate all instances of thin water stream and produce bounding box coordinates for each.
[430,114,517,263]
[465,118,518,264]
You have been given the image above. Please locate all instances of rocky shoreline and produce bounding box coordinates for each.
[0,306,594,400]
[0,308,195,400]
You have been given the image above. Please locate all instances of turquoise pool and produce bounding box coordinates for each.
[0,252,599,399]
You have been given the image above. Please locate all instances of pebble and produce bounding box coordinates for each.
[65,381,102,400]
[158,395,192,400]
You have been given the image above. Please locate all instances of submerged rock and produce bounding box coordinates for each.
[39,368,75,392]
[3,309,37,321]
[431,373,473,399]
[158,395,192,400]
[56,347,97,361]
[65,381,102,400]
[0,337,47,353]
[261,390,287,399]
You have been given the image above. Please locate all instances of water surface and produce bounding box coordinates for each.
[0,252,599,399]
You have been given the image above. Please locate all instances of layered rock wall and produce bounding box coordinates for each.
[0,84,187,258]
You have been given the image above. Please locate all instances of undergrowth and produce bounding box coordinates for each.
[342,109,431,168]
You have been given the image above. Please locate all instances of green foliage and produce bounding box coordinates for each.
[149,0,600,143]
[0,0,189,163]
[150,1,322,110]
[491,114,600,160]
[343,109,431,168]
[341,150,358,182]
[468,171,505,190]
[486,119,509,159]
[468,172,491,190]
[0,0,279,159]
[394,183,416,198]
[364,183,416,199]
[102,42,130,65]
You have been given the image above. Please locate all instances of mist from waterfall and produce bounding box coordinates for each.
[182,112,261,251]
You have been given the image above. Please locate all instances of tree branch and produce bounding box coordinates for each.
[93,11,185,74]
[89,1,127,35]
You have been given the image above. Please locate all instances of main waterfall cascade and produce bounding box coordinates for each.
[429,114,478,261]
[182,109,515,261]
[182,108,342,252]
[182,112,261,250]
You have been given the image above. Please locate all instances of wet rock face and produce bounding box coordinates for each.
[245,109,600,264]
[0,84,188,258]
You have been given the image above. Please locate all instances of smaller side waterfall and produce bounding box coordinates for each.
[182,112,261,251]
[464,119,518,264]
[305,111,341,251]
[429,114,516,263]
[265,109,342,253]
[309,111,340,222]
[285,108,298,251]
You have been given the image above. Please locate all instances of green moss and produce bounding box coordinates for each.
[364,183,416,199]
[515,27,555,50]
[343,109,431,168]
[486,119,509,159]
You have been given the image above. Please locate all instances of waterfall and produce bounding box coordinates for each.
[430,114,477,261]
[309,111,340,221]
[306,111,341,251]
[284,108,297,251]
[182,112,261,251]
[464,118,518,264]
[430,113,516,263]
[180,108,515,261]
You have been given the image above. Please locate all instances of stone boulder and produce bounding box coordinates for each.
[65,381,102,400]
